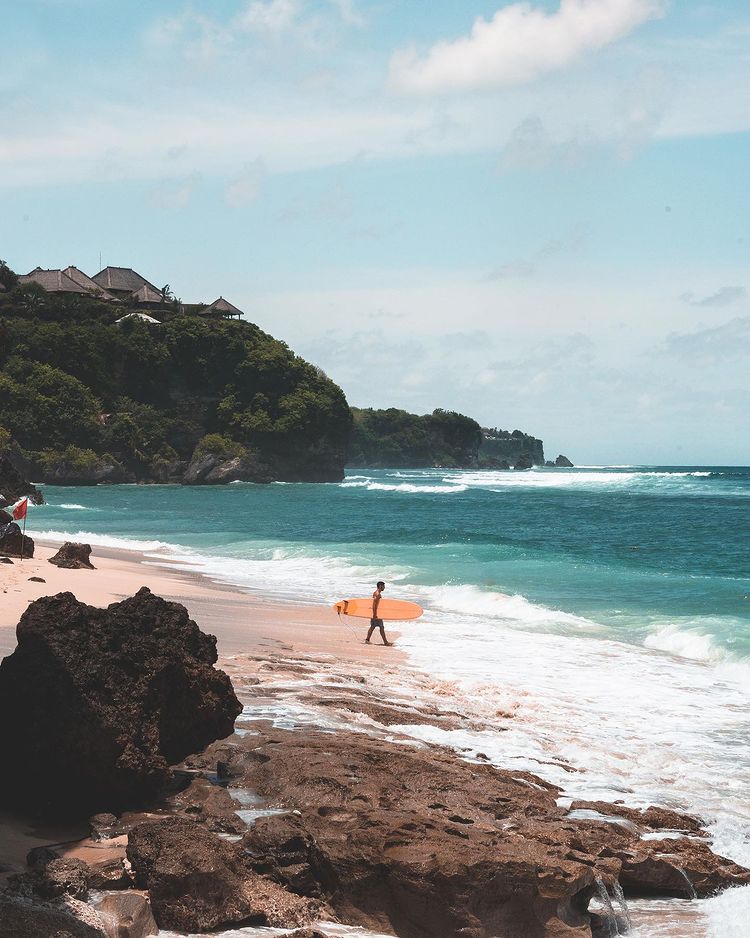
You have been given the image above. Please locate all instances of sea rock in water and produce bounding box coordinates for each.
[514,453,533,470]
[0,588,242,813]
[0,454,44,508]
[0,521,34,558]
[48,541,95,569]
[183,452,273,485]
[554,454,574,467]
[126,817,316,932]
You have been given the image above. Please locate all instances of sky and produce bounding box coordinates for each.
[2,0,750,464]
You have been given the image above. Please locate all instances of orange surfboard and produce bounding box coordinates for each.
[333,598,424,621]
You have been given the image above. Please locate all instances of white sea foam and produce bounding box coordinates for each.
[28,529,182,555]
[340,480,468,494]
[56,503,93,511]
[644,624,726,664]
[703,886,750,937]
[425,583,602,633]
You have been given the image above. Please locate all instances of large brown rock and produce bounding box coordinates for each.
[126,817,317,932]
[0,521,34,558]
[0,588,242,813]
[48,542,95,569]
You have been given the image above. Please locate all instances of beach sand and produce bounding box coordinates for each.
[0,540,404,663]
[0,539,406,882]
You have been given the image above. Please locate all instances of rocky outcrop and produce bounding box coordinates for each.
[0,522,34,558]
[182,669,750,938]
[0,454,43,508]
[48,542,95,569]
[514,453,533,470]
[183,451,272,485]
[0,588,242,813]
[555,454,574,467]
[126,817,317,932]
[480,429,545,468]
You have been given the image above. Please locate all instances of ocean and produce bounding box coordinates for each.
[28,465,750,936]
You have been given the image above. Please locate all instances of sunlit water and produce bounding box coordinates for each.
[27,465,750,936]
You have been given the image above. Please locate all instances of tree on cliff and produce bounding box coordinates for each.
[0,285,351,483]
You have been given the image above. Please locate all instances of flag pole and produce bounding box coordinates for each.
[20,509,26,561]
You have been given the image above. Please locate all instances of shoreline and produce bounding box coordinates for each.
[2,534,748,934]
[1,539,406,664]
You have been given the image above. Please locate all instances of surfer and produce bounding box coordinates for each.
[366,581,392,646]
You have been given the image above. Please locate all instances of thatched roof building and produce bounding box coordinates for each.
[92,266,160,298]
[198,296,243,320]
[130,284,168,309]
[63,266,118,301]
[18,268,90,295]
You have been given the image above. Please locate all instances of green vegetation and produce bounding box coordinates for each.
[0,262,351,483]
[349,408,483,468]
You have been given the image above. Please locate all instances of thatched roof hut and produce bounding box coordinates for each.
[198,296,243,320]
[92,266,160,297]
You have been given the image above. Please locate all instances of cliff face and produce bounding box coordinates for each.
[479,430,545,467]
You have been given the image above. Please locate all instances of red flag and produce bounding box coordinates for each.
[12,498,28,521]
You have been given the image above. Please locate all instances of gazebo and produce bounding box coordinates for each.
[198,297,243,320]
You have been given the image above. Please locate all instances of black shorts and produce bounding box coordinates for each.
[370,618,384,628]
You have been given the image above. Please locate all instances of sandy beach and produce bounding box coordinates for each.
[1,535,744,936]
[0,540,405,663]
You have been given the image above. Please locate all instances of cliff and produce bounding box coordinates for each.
[0,268,351,484]
[479,428,545,467]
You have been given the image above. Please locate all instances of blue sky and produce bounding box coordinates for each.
[2,0,750,463]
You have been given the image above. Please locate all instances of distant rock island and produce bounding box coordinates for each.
[0,258,571,484]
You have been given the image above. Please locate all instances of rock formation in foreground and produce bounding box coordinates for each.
[0,588,242,814]
[180,660,750,938]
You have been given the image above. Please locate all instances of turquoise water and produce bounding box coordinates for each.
[25,465,750,922]
[30,465,750,663]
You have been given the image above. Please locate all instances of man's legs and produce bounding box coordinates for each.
[378,623,391,646]
[365,619,377,643]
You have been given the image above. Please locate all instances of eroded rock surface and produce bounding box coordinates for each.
[48,542,95,569]
[0,588,242,813]
[185,686,750,938]
[126,816,318,932]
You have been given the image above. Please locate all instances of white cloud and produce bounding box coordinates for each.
[680,286,747,308]
[149,173,201,210]
[236,0,302,36]
[225,158,267,207]
[390,0,667,94]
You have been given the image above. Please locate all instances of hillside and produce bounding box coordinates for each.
[348,408,553,469]
[348,408,483,468]
[0,265,351,484]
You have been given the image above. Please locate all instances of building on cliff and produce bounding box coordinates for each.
[16,263,246,321]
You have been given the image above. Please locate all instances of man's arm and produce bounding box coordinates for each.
[372,591,381,617]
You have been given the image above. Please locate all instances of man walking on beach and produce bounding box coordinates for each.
[366,581,392,646]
